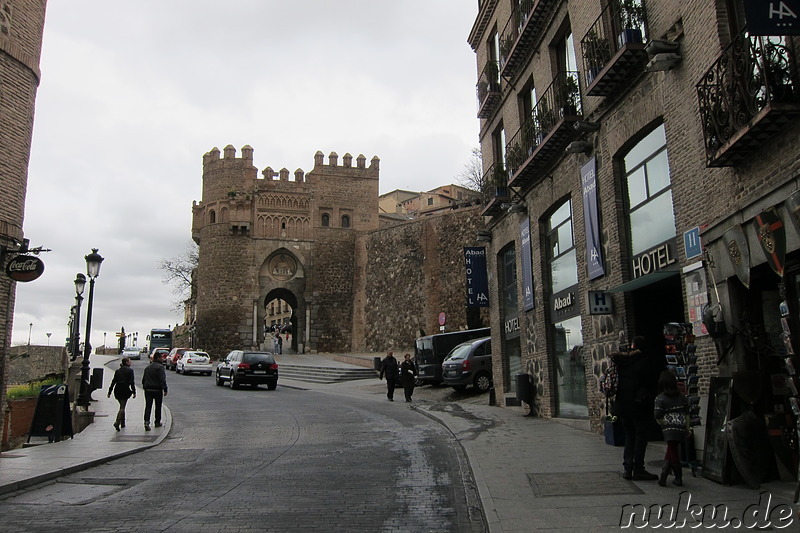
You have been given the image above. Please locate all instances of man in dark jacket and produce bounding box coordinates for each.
[378,351,399,401]
[611,336,663,481]
[142,351,168,431]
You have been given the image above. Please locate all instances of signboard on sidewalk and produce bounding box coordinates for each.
[28,384,73,443]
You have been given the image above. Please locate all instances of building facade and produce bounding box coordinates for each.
[0,0,47,436]
[470,0,800,482]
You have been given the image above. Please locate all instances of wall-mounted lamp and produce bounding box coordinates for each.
[565,140,593,155]
[574,120,600,133]
[645,40,682,72]
[476,230,492,242]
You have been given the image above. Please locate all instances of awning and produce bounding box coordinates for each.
[606,269,680,293]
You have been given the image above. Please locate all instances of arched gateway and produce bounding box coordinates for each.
[191,145,380,359]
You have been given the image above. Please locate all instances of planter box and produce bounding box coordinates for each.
[617,28,643,48]
[2,397,38,451]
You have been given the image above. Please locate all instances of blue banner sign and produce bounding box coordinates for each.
[744,0,800,35]
[581,157,605,280]
[520,218,535,311]
[465,247,489,307]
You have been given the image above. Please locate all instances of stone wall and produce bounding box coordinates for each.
[8,345,65,385]
[357,206,489,353]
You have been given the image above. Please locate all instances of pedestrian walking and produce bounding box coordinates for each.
[142,350,168,431]
[107,356,136,431]
[276,333,283,354]
[654,369,690,487]
[610,335,663,481]
[378,351,399,401]
[399,353,417,402]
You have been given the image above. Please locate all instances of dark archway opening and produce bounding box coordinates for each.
[264,288,299,353]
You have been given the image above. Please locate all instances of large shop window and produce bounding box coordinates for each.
[501,245,521,391]
[624,124,676,255]
[547,199,578,293]
[554,315,587,418]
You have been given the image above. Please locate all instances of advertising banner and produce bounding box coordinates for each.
[520,218,535,311]
[464,247,489,307]
[581,157,605,280]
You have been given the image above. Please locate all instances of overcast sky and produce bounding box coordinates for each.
[11,1,481,349]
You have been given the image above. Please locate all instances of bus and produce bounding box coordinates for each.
[148,328,173,352]
[414,327,490,385]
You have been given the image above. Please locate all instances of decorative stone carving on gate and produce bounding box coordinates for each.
[269,253,297,281]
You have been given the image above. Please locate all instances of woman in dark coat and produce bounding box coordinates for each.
[107,357,136,431]
[399,353,417,402]
[611,336,662,481]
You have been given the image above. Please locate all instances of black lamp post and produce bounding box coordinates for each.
[77,248,104,409]
[71,273,86,360]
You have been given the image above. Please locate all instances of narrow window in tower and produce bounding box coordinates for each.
[321,213,330,227]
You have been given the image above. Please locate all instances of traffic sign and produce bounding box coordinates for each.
[438,312,446,326]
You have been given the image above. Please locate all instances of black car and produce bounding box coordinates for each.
[441,336,492,392]
[216,350,278,390]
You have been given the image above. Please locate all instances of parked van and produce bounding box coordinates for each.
[442,336,492,391]
[414,328,489,385]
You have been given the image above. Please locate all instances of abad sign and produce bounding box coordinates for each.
[6,254,45,282]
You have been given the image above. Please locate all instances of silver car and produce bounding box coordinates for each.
[122,346,142,360]
[441,336,492,392]
[176,350,213,375]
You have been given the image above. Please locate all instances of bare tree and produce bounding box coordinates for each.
[159,242,198,313]
[455,147,490,201]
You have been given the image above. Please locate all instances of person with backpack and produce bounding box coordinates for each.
[610,336,663,481]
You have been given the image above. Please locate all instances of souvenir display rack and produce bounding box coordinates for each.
[663,322,702,427]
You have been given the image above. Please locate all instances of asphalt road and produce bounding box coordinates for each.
[0,360,486,532]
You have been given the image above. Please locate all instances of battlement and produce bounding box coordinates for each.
[203,145,380,183]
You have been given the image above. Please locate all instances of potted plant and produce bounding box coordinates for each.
[583,30,611,84]
[560,75,580,116]
[761,40,794,101]
[535,102,554,139]
[617,0,645,47]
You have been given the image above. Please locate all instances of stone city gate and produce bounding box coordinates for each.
[191,145,380,359]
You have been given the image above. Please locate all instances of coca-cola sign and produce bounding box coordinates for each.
[6,254,45,282]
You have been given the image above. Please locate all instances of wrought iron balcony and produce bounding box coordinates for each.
[506,72,582,189]
[697,33,800,167]
[477,60,502,119]
[468,0,499,50]
[480,162,511,216]
[581,0,649,96]
[499,0,558,79]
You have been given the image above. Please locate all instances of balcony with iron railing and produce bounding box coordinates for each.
[581,0,649,97]
[469,0,500,50]
[498,0,558,79]
[480,162,511,216]
[697,33,800,167]
[506,72,582,189]
[477,60,502,119]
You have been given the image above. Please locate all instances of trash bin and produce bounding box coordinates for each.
[373,357,382,372]
[90,367,104,390]
[515,373,532,404]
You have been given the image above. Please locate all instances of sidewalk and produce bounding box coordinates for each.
[0,354,171,495]
[1,352,798,531]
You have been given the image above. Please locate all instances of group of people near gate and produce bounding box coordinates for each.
[107,351,169,432]
[378,351,417,402]
[609,336,690,487]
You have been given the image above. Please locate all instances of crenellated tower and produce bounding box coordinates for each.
[192,145,380,357]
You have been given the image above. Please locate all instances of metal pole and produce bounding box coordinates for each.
[78,276,96,409]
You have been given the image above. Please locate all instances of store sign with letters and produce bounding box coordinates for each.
[6,254,45,282]
[631,239,677,279]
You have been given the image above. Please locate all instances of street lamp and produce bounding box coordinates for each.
[28,322,32,346]
[71,273,86,360]
[77,248,104,409]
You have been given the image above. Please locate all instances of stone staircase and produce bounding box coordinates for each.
[278,363,377,384]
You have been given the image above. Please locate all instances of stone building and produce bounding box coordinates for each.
[470,0,800,482]
[0,0,47,436]
[192,146,488,359]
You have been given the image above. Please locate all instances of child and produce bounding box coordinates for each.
[654,369,689,486]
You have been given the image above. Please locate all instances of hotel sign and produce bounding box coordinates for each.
[631,239,677,280]
[743,0,800,35]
